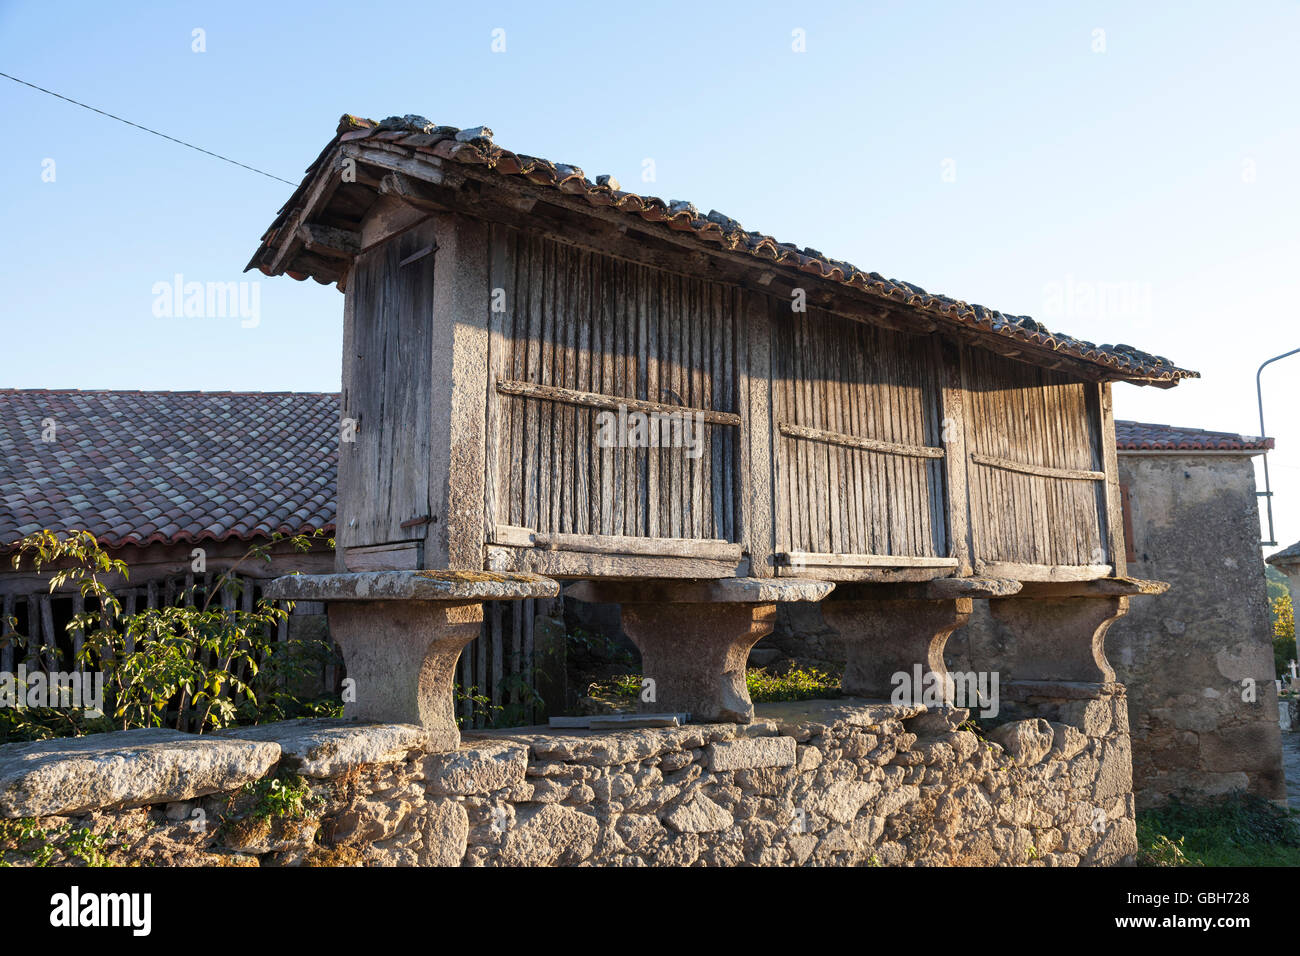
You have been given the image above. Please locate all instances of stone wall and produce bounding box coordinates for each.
[1107,452,1281,806]
[0,696,1135,866]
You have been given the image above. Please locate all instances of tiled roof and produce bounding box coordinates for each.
[1114,420,1273,452]
[1268,540,1300,567]
[248,114,1196,386]
[0,390,337,550]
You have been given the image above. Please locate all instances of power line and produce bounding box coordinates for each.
[0,71,298,186]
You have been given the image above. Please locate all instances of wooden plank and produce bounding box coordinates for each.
[969,452,1105,482]
[70,592,84,663]
[483,223,510,539]
[490,601,503,712]
[23,594,40,668]
[485,546,746,580]
[343,542,421,572]
[491,525,741,560]
[974,561,1113,582]
[1096,381,1128,575]
[742,291,774,576]
[939,338,972,575]
[775,552,959,569]
[39,594,56,670]
[1,593,14,672]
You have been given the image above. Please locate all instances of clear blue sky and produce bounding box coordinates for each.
[2,1,1298,553]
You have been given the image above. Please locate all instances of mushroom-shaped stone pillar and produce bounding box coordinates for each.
[563,578,835,723]
[263,570,559,750]
[820,577,1022,703]
[984,577,1169,685]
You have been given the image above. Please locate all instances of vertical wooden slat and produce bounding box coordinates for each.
[941,338,972,574]
[1,593,15,673]
[491,601,504,712]
[1096,382,1126,575]
[70,592,84,665]
[39,594,56,671]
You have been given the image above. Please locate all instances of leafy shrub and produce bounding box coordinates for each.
[746,665,842,703]
[2,528,339,740]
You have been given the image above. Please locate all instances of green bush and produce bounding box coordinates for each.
[1,529,340,741]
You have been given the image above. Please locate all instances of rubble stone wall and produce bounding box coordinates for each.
[0,694,1136,866]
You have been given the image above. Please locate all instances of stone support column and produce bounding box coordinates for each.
[564,578,835,723]
[820,578,1020,702]
[264,570,559,750]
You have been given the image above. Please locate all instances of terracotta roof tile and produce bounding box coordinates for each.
[1114,420,1272,452]
[247,114,1195,386]
[0,390,337,550]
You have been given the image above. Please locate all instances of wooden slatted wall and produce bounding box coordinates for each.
[963,348,1108,567]
[488,226,743,542]
[772,307,948,559]
[338,222,437,552]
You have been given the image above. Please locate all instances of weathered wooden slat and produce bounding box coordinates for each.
[742,291,773,576]
[39,594,56,670]
[939,338,971,574]
[1,593,15,672]
[1096,382,1127,575]
[969,453,1105,482]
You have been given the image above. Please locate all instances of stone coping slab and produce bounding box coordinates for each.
[830,577,1022,602]
[0,729,280,818]
[466,698,927,763]
[263,569,560,602]
[218,719,432,777]
[564,576,835,605]
[1009,577,1169,599]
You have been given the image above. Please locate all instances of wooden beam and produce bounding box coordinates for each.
[297,223,360,259]
[778,422,945,460]
[268,149,349,276]
[969,452,1105,482]
[495,379,742,427]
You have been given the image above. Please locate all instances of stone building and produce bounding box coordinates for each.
[1106,421,1282,807]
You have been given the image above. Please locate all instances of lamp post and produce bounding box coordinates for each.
[1257,347,1300,547]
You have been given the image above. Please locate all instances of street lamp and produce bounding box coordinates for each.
[1257,347,1300,547]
